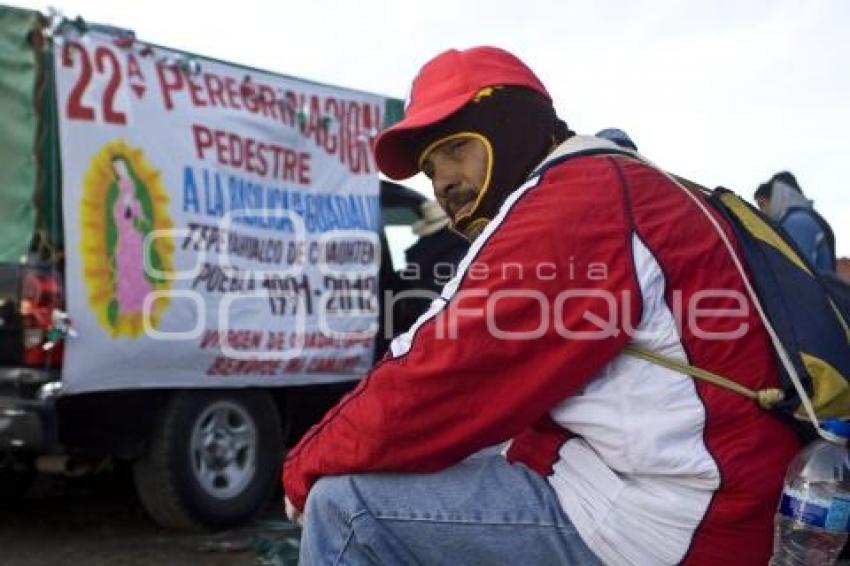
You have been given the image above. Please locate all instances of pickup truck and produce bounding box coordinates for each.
[0,5,422,530]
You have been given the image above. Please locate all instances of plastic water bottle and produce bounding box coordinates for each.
[771,418,850,565]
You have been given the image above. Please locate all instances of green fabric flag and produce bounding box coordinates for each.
[0,6,38,262]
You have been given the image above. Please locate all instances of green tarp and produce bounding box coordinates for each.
[383,98,404,129]
[0,6,37,262]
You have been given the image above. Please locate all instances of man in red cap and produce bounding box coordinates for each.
[283,46,798,565]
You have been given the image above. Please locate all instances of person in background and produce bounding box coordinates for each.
[754,171,836,272]
[403,200,469,294]
[595,127,638,151]
[283,46,799,565]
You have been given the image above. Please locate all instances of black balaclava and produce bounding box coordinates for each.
[415,86,570,239]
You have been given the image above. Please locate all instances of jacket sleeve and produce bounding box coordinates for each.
[283,156,642,510]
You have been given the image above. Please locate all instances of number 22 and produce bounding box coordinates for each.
[62,41,127,125]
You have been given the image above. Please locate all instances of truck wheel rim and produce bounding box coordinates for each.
[189,401,257,499]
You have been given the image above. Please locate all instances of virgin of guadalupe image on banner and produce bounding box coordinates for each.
[79,140,174,338]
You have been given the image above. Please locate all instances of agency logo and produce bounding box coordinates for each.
[79,140,174,337]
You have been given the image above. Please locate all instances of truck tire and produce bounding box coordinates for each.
[0,454,34,500]
[133,390,282,531]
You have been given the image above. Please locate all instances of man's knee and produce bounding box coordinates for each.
[305,475,362,521]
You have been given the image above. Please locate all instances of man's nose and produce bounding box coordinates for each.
[432,179,458,204]
[431,161,459,203]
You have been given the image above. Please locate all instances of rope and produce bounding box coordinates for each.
[623,345,785,410]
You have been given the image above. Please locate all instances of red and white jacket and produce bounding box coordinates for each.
[283,136,800,565]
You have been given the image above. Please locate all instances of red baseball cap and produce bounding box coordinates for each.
[374,46,551,180]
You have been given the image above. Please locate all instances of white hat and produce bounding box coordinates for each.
[412,200,451,236]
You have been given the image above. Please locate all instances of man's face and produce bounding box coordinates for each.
[755,196,770,213]
[419,135,490,223]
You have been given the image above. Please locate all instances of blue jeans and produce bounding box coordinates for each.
[299,455,601,565]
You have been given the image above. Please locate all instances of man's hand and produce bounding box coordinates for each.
[284,495,304,526]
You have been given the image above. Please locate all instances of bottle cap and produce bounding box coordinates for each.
[822,418,850,439]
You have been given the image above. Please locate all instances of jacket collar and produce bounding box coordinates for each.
[530,134,635,179]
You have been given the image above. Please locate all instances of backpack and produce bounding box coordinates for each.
[626,181,850,438]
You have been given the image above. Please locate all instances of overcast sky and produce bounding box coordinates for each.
[11,0,850,255]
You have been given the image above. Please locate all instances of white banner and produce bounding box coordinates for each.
[55,30,386,394]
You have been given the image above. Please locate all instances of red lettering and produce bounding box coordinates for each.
[192,124,213,158]
[306,356,359,373]
[270,145,284,178]
[283,91,298,126]
[228,132,244,167]
[199,329,219,349]
[63,41,95,121]
[205,356,281,376]
[266,332,285,350]
[205,73,226,107]
[323,98,339,153]
[241,80,258,113]
[126,53,144,83]
[244,138,257,174]
[346,103,361,173]
[95,47,127,125]
[308,94,322,142]
[255,142,268,176]
[206,356,226,375]
[214,130,229,164]
[156,63,184,111]
[224,77,241,109]
[337,101,350,167]
[298,152,311,185]
[354,138,370,174]
[258,85,278,120]
[189,125,309,185]
[187,76,207,107]
[282,150,297,181]
[367,104,381,172]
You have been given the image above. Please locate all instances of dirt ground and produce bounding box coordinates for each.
[0,468,301,566]
[8,469,847,565]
